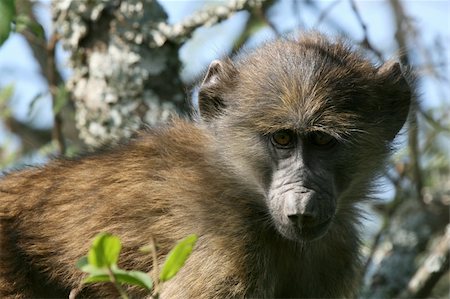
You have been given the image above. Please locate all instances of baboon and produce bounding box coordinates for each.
[0,33,411,298]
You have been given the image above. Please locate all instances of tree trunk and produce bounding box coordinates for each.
[52,0,186,147]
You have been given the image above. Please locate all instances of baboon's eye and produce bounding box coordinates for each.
[271,130,295,148]
[309,132,336,147]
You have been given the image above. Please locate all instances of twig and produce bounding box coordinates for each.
[151,0,267,46]
[46,33,66,155]
[68,279,85,299]
[362,169,406,276]
[399,225,450,298]
[258,1,279,35]
[107,267,129,299]
[304,0,347,36]
[150,236,160,299]
[389,0,424,205]
[232,0,278,52]
[314,0,341,27]
[68,288,78,299]
[5,117,52,153]
[408,117,424,204]
[349,0,383,60]
[419,108,450,134]
[13,0,69,155]
[14,0,49,76]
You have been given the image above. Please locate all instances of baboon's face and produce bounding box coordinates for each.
[219,111,355,242]
[198,36,411,242]
[264,130,340,241]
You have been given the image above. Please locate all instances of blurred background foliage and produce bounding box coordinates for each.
[0,0,448,298]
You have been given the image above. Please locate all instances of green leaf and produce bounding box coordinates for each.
[83,274,111,284]
[87,233,121,268]
[76,256,89,271]
[83,269,153,290]
[159,234,198,282]
[76,256,102,274]
[113,270,153,290]
[0,0,15,46]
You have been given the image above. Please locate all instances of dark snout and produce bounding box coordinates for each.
[283,189,334,241]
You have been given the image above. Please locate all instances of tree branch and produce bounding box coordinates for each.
[349,0,383,59]
[151,0,267,46]
[46,33,66,155]
[399,225,450,298]
[389,0,424,204]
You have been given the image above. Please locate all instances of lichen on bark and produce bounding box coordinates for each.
[52,0,185,147]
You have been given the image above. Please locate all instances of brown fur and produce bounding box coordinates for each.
[0,33,411,298]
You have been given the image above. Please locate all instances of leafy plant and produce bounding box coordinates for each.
[77,233,198,299]
[159,234,198,282]
[0,0,45,47]
[0,0,15,45]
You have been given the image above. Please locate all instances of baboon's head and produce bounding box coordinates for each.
[197,34,411,242]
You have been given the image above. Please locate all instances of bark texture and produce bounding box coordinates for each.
[52,0,185,147]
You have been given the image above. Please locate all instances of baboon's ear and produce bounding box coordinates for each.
[376,61,412,141]
[198,59,237,121]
